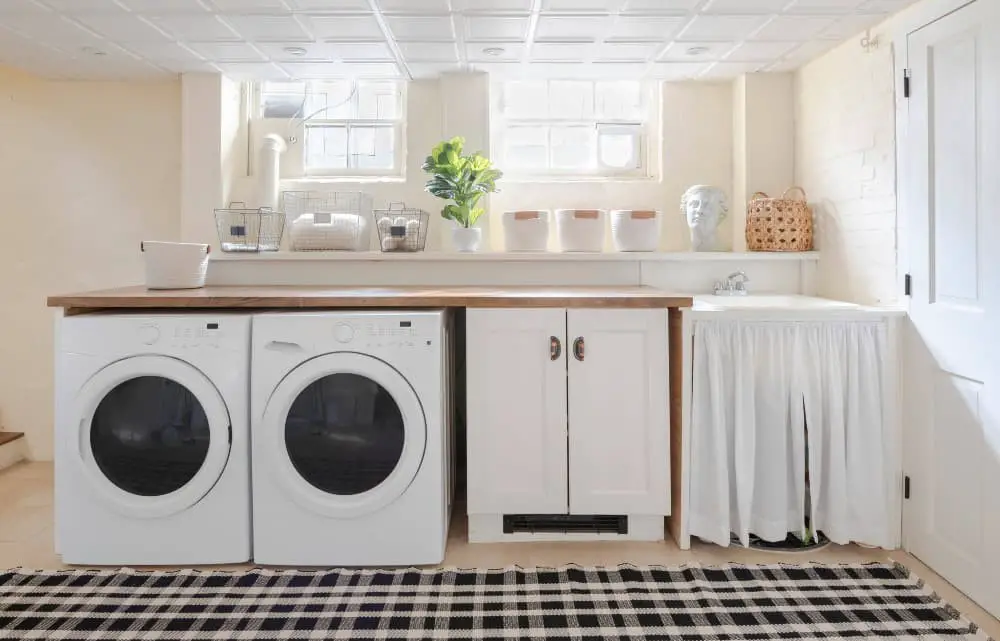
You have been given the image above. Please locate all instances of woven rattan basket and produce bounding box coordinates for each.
[745,187,814,252]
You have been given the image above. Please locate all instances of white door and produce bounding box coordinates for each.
[466,309,568,514]
[904,0,1000,617]
[567,309,669,515]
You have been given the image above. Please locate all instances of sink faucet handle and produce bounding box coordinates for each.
[726,270,749,283]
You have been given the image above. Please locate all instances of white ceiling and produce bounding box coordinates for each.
[0,0,919,81]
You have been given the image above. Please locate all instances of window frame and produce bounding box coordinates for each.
[250,80,407,181]
[491,79,659,182]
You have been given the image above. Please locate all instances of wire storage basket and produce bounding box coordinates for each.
[374,202,430,252]
[214,203,285,252]
[282,191,375,251]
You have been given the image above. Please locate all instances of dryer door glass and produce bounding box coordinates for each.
[285,373,405,495]
[90,376,211,497]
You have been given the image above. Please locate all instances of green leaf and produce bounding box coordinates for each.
[469,207,486,227]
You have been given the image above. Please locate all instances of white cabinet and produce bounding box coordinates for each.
[466,308,669,541]
[466,309,568,515]
[567,310,670,515]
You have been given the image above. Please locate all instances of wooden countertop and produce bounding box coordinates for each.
[48,286,693,314]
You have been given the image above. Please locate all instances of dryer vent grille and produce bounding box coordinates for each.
[502,515,628,535]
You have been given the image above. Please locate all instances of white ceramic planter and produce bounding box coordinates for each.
[452,226,483,252]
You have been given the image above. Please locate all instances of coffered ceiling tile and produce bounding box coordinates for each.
[622,0,702,12]
[224,14,312,41]
[184,41,266,61]
[0,0,54,13]
[600,41,661,61]
[145,13,241,40]
[384,14,455,40]
[118,40,205,61]
[379,0,450,10]
[116,0,213,11]
[609,15,687,40]
[779,37,839,61]
[464,15,530,40]
[309,14,384,39]
[280,60,398,77]
[535,14,609,39]
[659,40,733,61]
[208,0,292,10]
[397,41,459,61]
[785,0,866,14]
[285,0,372,8]
[541,0,624,10]
[703,0,789,13]
[467,41,525,60]
[453,0,534,10]
[821,12,884,38]
[649,61,710,79]
[752,15,838,40]
[677,15,771,41]
[326,41,395,60]
[2,14,109,46]
[71,14,173,41]
[724,40,798,61]
[530,41,591,61]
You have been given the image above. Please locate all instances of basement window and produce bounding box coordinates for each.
[492,79,657,181]
[253,80,405,179]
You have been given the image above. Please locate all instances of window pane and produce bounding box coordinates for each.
[504,81,548,119]
[351,126,395,170]
[549,81,594,120]
[358,81,399,120]
[598,130,639,169]
[262,81,307,118]
[308,80,354,119]
[551,126,594,170]
[595,81,643,120]
[305,125,348,169]
[505,126,548,169]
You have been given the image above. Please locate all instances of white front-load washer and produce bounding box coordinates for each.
[55,314,251,565]
[251,311,453,566]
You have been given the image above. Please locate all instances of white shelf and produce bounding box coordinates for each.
[211,251,820,263]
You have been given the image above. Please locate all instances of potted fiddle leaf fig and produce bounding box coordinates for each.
[422,136,502,252]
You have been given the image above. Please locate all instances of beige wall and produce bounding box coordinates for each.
[795,22,898,305]
[0,66,181,459]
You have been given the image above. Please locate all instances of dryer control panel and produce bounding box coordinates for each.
[137,321,226,349]
[336,319,435,350]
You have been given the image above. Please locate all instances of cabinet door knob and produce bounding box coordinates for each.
[573,337,585,361]
[550,336,562,361]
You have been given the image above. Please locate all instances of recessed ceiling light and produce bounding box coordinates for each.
[283,46,308,57]
[686,46,711,56]
[482,47,505,57]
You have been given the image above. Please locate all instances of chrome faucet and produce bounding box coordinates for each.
[714,270,750,296]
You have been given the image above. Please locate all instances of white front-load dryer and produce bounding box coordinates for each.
[251,311,453,566]
[55,314,251,565]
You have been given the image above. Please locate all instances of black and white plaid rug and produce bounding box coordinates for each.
[0,563,989,640]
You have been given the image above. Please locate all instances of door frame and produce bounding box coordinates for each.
[893,0,984,553]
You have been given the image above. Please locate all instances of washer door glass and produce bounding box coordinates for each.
[263,352,427,518]
[75,355,232,518]
[91,376,211,497]
[285,373,404,496]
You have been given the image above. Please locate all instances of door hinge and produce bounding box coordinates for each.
[904,475,911,500]
[904,273,912,296]
[903,69,911,98]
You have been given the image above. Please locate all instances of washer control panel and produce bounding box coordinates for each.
[138,321,226,349]
[333,318,434,350]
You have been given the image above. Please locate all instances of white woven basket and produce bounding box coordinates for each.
[502,210,550,252]
[141,241,210,290]
[611,209,662,252]
[555,209,606,252]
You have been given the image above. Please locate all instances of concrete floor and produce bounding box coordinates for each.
[1,461,997,638]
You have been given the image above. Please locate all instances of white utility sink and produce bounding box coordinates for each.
[693,295,862,311]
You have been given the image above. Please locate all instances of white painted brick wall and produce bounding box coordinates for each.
[795,29,899,306]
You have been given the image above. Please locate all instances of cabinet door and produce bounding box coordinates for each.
[567,309,669,515]
[466,309,568,515]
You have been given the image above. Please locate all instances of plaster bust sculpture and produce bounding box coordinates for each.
[680,185,729,252]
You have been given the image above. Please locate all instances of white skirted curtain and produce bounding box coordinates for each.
[689,319,891,549]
